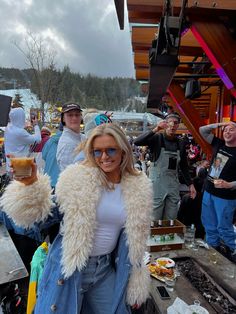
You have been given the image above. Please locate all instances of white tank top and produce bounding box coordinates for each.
[90,184,126,256]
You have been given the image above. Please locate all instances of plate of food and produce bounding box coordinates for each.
[189,305,209,314]
[156,257,175,268]
[148,259,176,282]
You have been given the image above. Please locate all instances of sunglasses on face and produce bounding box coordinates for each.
[92,147,118,158]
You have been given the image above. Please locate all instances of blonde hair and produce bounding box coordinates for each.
[75,139,87,155]
[83,124,139,189]
[74,109,99,155]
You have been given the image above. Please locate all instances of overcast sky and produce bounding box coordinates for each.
[0,0,135,78]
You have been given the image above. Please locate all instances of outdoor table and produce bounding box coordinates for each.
[0,223,28,284]
[146,247,236,314]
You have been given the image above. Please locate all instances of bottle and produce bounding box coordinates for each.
[155,235,161,243]
[190,224,196,247]
[160,235,165,242]
[158,219,163,227]
[185,224,195,248]
[169,220,175,240]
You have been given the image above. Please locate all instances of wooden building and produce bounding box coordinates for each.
[114,0,236,155]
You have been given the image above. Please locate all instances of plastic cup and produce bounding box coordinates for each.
[225,266,235,279]
[193,300,201,306]
[192,242,199,251]
[165,278,176,292]
[10,157,34,178]
[209,251,218,264]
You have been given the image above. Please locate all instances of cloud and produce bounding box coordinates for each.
[0,0,134,77]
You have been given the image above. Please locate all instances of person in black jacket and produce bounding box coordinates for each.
[178,177,205,239]
[134,113,196,221]
[199,121,236,262]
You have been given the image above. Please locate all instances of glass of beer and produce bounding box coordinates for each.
[10,157,34,178]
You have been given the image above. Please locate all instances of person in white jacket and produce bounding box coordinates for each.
[56,102,85,172]
[4,107,41,172]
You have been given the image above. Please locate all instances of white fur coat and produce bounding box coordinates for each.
[0,164,153,305]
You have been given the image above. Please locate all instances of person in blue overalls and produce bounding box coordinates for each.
[134,113,196,221]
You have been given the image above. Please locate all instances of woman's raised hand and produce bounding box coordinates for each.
[10,159,38,186]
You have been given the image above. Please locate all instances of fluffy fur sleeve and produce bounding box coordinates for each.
[0,174,52,228]
[122,172,153,306]
[126,266,150,306]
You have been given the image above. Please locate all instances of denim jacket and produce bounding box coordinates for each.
[33,230,132,313]
[0,164,153,313]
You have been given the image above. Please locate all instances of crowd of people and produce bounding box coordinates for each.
[0,104,236,313]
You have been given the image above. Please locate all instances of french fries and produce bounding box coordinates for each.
[148,263,174,278]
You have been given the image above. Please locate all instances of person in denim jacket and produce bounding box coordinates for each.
[0,124,152,314]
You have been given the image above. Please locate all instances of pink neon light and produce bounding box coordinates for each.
[191,26,233,89]
[167,88,184,113]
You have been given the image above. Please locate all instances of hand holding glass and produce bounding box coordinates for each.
[10,157,34,178]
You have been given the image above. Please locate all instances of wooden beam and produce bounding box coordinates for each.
[136,64,215,75]
[191,18,236,99]
[135,51,212,65]
[127,1,236,26]
[128,11,159,24]
[134,52,149,68]
[127,0,236,15]
[136,68,149,80]
[134,52,216,74]
[168,81,212,154]
[127,0,163,13]
[127,0,236,12]
[133,44,203,56]
[114,0,124,30]
[173,78,222,86]
[132,26,203,56]
[132,26,201,47]
[181,30,202,47]
[132,26,157,47]
[134,66,218,81]
[222,87,231,119]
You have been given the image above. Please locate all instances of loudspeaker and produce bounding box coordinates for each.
[147,55,179,108]
[0,94,12,126]
[185,80,201,99]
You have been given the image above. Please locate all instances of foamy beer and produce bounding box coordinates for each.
[10,157,34,178]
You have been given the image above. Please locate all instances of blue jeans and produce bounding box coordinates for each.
[202,191,236,250]
[77,254,115,314]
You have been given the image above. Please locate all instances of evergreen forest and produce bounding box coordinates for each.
[0,66,145,112]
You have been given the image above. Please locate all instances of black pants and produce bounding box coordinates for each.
[8,231,40,272]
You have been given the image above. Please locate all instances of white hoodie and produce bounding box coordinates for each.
[4,107,41,171]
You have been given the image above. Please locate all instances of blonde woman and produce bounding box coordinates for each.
[0,124,153,314]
